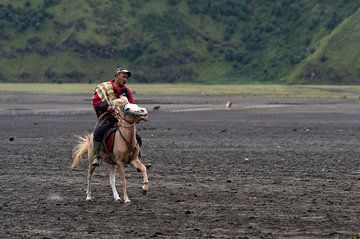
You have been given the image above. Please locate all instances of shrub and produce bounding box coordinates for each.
[43,0,59,8]
[207,42,214,52]
[168,0,180,6]
[320,54,328,62]
[326,12,339,30]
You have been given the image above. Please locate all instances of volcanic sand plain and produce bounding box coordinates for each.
[0,92,359,238]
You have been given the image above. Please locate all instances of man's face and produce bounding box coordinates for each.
[116,73,129,86]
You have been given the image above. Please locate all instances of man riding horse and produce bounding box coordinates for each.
[91,66,150,168]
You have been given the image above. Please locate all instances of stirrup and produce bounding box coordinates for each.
[92,156,101,167]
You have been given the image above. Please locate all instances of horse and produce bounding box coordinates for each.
[71,96,149,203]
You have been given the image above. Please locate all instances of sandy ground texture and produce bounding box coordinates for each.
[0,92,360,238]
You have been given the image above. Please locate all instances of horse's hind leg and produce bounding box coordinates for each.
[109,164,121,201]
[131,159,149,195]
[86,164,95,201]
[86,144,96,201]
[85,139,96,201]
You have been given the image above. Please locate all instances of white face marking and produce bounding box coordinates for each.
[124,103,140,112]
[124,104,148,115]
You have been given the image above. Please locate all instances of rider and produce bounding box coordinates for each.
[91,66,147,167]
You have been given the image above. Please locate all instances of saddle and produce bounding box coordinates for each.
[101,127,139,165]
[103,128,117,154]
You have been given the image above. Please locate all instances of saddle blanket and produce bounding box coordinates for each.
[104,128,117,152]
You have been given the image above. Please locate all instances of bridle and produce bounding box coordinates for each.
[112,103,147,151]
[113,104,138,127]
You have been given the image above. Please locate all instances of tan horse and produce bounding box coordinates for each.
[71,96,149,203]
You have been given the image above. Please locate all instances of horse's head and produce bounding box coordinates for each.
[121,103,148,122]
[113,97,148,123]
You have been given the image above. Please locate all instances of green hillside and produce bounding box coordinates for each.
[0,0,359,84]
[287,8,360,84]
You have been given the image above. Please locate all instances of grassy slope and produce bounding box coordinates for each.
[0,1,359,84]
[0,0,117,83]
[287,9,360,84]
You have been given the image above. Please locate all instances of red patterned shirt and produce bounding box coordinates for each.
[92,79,134,117]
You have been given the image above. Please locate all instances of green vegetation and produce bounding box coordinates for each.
[2,83,360,99]
[288,9,360,84]
[0,1,359,84]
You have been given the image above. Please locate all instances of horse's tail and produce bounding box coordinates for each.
[71,133,91,169]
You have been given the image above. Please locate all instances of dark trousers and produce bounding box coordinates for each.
[93,114,117,142]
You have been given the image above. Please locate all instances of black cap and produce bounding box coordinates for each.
[115,67,131,77]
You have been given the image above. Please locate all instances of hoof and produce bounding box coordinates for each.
[142,189,147,195]
[86,197,92,201]
[124,200,131,204]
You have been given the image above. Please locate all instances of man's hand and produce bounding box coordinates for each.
[107,105,115,112]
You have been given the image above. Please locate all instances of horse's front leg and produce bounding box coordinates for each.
[131,158,149,195]
[109,164,121,201]
[116,161,130,203]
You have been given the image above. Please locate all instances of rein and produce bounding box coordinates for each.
[111,102,145,153]
[114,105,136,126]
[101,100,146,165]
[116,117,138,152]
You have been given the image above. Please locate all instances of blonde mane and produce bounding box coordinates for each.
[112,96,129,108]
